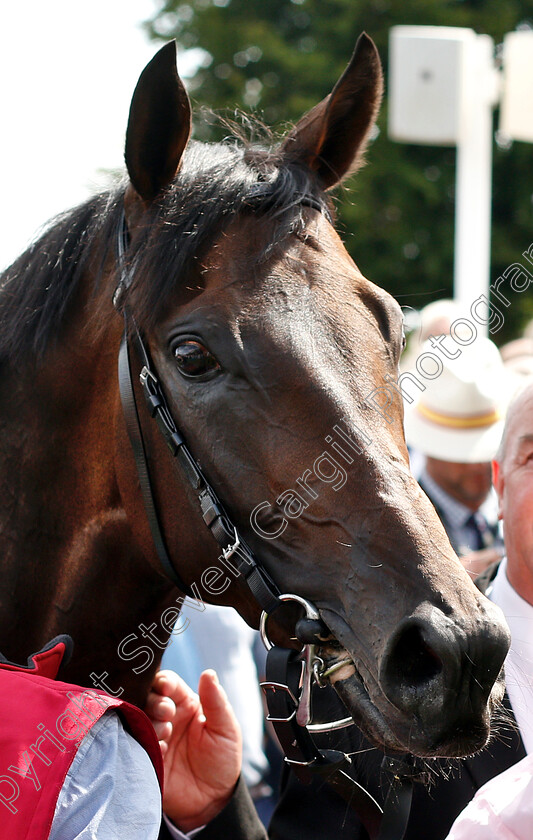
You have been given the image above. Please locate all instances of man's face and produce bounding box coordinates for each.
[425,457,493,511]
[493,386,533,603]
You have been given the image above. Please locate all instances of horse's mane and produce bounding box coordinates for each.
[0,133,330,364]
[0,188,124,364]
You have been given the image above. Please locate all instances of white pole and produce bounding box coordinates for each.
[454,35,498,332]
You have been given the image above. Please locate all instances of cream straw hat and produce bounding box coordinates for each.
[403,337,509,463]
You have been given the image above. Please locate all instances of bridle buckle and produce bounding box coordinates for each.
[221,530,242,563]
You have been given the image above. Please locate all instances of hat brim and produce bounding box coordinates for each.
[404,408,504,464]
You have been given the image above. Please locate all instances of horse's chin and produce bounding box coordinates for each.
[324,654,497,758]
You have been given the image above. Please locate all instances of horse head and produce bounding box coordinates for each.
[114,35,509,758]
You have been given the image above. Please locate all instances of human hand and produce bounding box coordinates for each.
[146,669,242,832]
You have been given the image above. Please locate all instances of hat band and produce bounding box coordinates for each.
[417,403,501,429]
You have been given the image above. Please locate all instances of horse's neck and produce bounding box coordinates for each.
[0,340,177,702]
[0,342,118,549]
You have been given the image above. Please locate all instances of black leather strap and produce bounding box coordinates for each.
[118,309,282,613]
[118,324,195,595]
[263,646,414,840]
[378,757,414,840]
[263,647,385,838]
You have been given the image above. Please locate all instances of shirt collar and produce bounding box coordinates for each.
[490,557,533,623]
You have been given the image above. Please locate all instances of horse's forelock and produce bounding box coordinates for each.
[122,139,331,332]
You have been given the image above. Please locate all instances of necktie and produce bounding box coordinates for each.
[466,512,495,551]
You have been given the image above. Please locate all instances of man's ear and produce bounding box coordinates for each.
[492,459,504,519]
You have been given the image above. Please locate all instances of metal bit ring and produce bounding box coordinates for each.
[260,593,321,651]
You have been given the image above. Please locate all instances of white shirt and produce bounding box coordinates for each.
[444,560,533,839]
[50,711,192,840]
[489,558,533,754]
[445,753,533,839]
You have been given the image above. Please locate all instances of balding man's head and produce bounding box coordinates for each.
[496,380,533,465]
[492,378,533,603]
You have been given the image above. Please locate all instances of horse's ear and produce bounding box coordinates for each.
[281,33,383,190]
[125,42,191,203]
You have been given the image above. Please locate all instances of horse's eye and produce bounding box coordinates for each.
[173,340,221,379]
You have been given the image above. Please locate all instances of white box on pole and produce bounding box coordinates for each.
[500,30,533,143]
[388,26,477,145]
[388,26,497,329]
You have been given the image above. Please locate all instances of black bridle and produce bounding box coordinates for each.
[114,202,414,840]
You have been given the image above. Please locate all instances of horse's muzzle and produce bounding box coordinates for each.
[321,598,510,757]
[378,600,509,755]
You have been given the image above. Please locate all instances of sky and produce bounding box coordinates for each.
[0,0,174,270]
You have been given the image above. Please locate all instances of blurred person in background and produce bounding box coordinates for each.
[400,298,467,376]
[403,336,508,578]
[500,336,533,383]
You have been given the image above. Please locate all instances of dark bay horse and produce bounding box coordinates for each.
[0,34,509,759]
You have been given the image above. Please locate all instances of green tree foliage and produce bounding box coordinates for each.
[145,0,533,340]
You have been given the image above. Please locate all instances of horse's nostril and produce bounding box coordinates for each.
[389,624,443,687]
[379,616,451,715]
